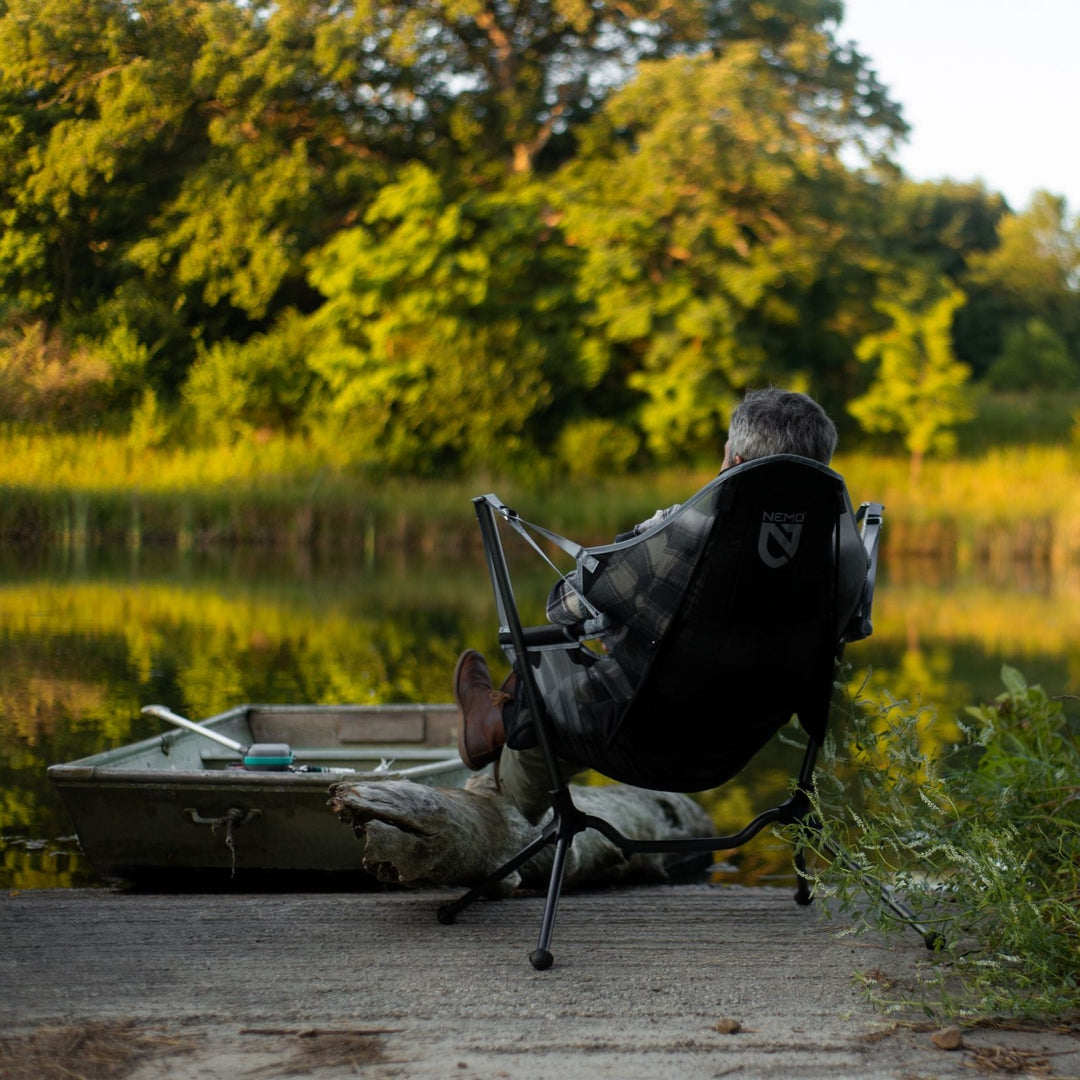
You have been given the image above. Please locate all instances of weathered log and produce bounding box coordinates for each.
[328,774,714,892]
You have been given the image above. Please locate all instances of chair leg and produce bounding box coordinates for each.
[529,834,571,970]
[439,786,589,969]
[819,835,944,951]
[437,823,556,925]
[794,843,814,906]
[790,811,820,906]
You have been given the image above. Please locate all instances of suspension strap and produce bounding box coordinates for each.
[476,494,604,620]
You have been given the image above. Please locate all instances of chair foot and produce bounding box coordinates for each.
[529,948,554,971]
[793,841,814,906]
[436,904,457,925]
[794,872,814,906]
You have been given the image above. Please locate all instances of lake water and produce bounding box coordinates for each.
[2,539,1078,891]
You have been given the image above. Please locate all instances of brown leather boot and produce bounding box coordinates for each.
[453,650,515,770]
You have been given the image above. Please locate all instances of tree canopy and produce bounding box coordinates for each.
[1,0,1077,473]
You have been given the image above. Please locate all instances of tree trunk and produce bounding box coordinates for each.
[328,775,715,893]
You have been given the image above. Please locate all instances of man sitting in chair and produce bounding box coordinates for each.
[453,387,840,824]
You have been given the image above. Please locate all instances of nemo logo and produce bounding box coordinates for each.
[758,511,804,567]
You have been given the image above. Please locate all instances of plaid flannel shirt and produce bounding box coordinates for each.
[544,494,718,686]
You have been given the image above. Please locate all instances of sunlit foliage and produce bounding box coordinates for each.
[809,667,1080,1020]
[0,0,957,472]
[849,274,974,479]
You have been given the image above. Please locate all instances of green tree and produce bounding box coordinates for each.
[965,191,1080,378]
[294,0,906,470]
[300,165,580,473]
[547,35,903,461]
[875,179,1007,280]
[0,0,906,467]
[848,274,973,480]
[0,0,202,327]
[182,310,327,442]
[0,0,381,398]
[311,0,902,178]
[869,179,1009,378]
[985,318,1078,391]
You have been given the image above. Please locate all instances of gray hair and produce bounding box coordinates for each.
[728,388,837,465]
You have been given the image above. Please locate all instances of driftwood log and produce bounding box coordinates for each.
[328,774,714,893]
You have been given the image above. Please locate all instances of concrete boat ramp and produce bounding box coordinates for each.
[2,883,1077,1079]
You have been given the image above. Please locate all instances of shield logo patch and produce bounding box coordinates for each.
[758,520,802,568]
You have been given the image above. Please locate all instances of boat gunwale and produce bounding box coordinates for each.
[46,762,465,788]
[50,702,461,771]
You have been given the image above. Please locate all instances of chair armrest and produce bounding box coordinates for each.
[498,612,612,648]
[499,624,580,647]
[843,501,884,643]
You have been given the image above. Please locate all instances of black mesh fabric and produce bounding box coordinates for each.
[505,456,870,793]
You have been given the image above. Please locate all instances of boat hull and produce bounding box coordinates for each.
[48,704,469,882]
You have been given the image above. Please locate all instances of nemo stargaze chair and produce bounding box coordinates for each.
[437,455,885,970]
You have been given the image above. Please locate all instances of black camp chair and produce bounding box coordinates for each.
[437,455,886,970]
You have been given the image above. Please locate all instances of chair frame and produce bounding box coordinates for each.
[437,479,920,970]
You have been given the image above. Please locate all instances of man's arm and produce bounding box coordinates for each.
[613,503,682,543]
[546,502,682,625]
[546,574,589,625]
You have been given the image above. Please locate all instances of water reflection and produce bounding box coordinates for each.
[1,543,1077,890]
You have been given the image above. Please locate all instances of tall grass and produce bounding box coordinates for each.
[2,430,1079,563]
[838,446,1080,524]
[837,447,1080,570]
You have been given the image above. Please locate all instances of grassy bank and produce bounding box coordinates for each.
[2,431,1080,567]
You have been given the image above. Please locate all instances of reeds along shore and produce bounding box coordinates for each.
[3,490,1080,575]
[2,436,1080,572]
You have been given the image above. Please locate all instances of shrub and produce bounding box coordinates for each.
[805,666,1080,1020]
[0,320,112,427]
[0,317,150,429]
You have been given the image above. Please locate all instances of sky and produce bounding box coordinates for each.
[835,0,1080,214]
